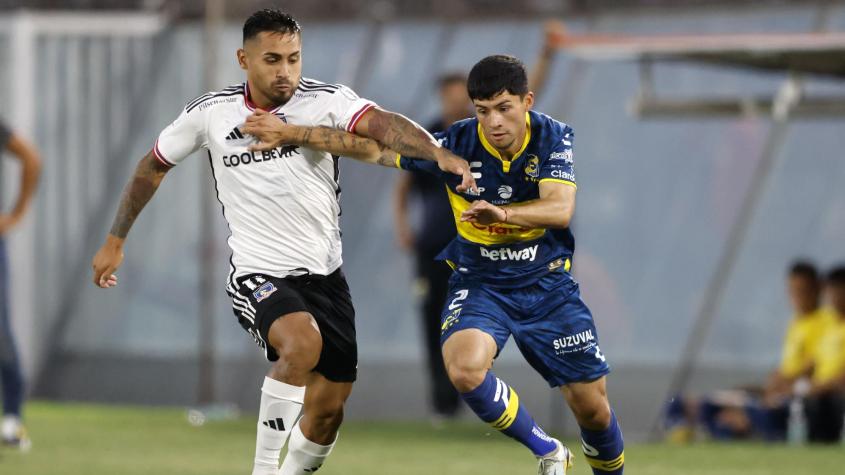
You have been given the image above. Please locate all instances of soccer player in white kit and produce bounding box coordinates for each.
[91,10,474,475]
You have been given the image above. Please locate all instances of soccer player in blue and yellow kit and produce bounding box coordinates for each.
[243,54,624,475]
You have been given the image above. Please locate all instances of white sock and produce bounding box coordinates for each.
[252,377,305,475]
[278,420,337,475]
[1,415,21,440]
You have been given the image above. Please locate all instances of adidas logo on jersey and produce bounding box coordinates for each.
[262,417,286,431]
[225,114,286,141]
[225,127,245,141]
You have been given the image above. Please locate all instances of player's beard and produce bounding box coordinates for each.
[264,80,296,107]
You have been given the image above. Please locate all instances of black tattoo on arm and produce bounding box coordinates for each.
[291,126,387,162]
[109,151,170,238]
[362,109,441,161]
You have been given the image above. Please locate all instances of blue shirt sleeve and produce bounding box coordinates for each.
[538,125,576,187]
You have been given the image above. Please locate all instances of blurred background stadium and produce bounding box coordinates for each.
[2,0,845,473]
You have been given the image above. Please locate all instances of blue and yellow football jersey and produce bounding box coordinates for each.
[398,110,577,288]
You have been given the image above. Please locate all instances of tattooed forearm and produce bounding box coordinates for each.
[362,109,441,161]
[109,152,169,238]
[290,126,385,161]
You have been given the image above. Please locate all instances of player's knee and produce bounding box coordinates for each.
[445,363,487,393]
[572,400,612,431]
[275,339,320,373]
[269,330,321,382]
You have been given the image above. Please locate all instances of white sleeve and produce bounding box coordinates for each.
[153,104,208,167]
[322,85,377,133]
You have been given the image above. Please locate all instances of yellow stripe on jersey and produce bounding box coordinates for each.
[539,178,578,189]
[394,152,402,169]
[584,452,625,471]
[477,112,532,173]
[491,386,520,430]
[446,186,546,246]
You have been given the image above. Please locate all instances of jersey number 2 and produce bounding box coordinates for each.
[448,289,469,310]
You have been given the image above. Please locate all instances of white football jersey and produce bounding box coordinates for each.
[153,79,376,293]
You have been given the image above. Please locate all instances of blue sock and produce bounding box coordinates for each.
[461,371,557,456]
[580,410,624,474]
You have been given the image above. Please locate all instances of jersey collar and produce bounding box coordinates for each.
[244,82,284,113]
[476,112,531,173]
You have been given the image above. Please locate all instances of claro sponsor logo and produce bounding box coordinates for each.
[470,223,530,236]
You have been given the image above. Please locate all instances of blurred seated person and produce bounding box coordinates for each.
[764,261,830,404]
[803,265,845,443]
[664,261,828,442]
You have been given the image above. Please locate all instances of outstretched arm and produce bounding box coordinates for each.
[460,181,576,230]
[242,110,400,167]
[340,108,476,193]
[92,151,171,287]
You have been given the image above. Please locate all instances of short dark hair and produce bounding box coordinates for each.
[467,55,528,101]
[243,9,301,43]
[828,265,845,286]
[789,260,819,283]
[438,72,467,90]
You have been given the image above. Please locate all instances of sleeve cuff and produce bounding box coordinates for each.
[153,140,176,167]
[539,178,576,188]
[346,103,376,133]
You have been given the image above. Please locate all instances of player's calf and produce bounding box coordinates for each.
[299,384,348,445]
[443,330,560,458]
[562,379,624,474]
[279,376,351,475]
[568,395,612,431]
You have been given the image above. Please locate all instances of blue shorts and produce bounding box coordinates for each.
[440,272,611,387]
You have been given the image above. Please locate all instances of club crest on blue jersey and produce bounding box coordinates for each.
[524,155,540,178]
[253,282,277,302]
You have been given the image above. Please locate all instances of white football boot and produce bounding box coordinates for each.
[537,439,573,475]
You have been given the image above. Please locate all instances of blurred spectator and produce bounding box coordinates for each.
[803,266,845,443]
[0,119,41,450]
[392,21,564,420]
[664,261,829,442]
[763,261,829,404]
[393,71,466,420]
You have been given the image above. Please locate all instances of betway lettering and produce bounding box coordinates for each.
[222,145,299,168]
[553,330,595,350]
[480,245,538,262]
